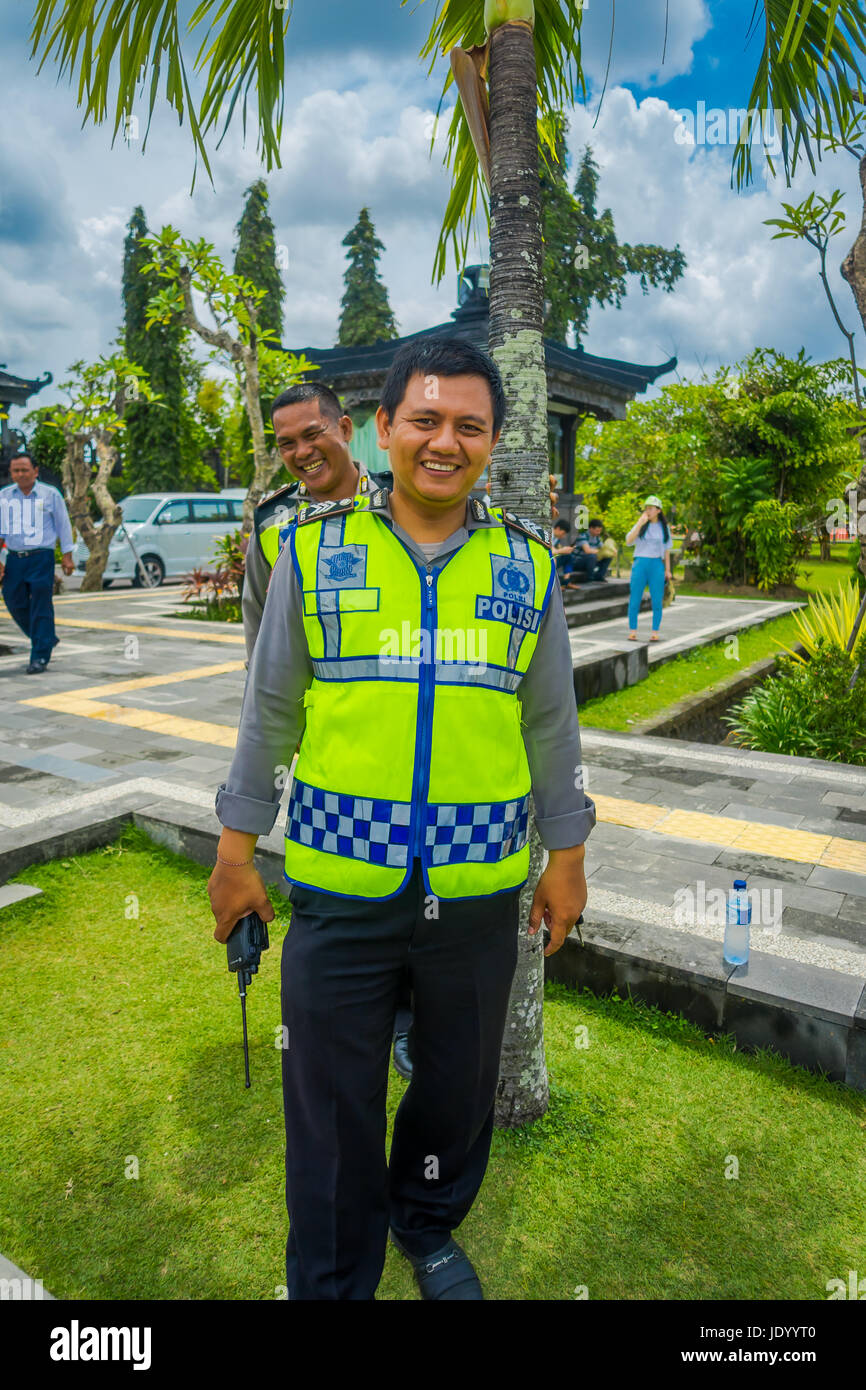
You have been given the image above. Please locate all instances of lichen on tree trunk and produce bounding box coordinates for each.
[485,12,552,1129]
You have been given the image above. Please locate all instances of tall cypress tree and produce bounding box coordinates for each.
[540,115,686,344]
[338,208,398,346]
[233,179,284,344]
[122,206,190,491]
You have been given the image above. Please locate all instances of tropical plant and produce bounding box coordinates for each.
[778,577,866,662]
[742,498,807,590]
[725,643,866,764]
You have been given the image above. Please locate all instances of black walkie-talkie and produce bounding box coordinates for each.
[225,911,270,1088]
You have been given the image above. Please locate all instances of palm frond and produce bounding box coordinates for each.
[733,0,866,188]
[412,0,586,283]
[29,0,289,184]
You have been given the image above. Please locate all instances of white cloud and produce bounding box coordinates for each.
[579,0,712,89]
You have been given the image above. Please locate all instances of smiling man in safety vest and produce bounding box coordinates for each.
[208,336,595,1301]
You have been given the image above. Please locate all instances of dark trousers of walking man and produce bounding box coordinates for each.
[281,862,520,1299]
[1,549,58,664]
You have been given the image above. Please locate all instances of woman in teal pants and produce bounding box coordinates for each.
[625,495,673,641]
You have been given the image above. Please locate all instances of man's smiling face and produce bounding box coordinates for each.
[272,399,354,495]
[375,371,499,510]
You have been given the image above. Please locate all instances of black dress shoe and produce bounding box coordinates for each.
[392,1030,413,1080]
[25,661,48,674]
[389,1230,483,1300]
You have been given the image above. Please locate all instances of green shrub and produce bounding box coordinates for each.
[741,499,805,590]
[849,540,866,595]
[725,641,866,763]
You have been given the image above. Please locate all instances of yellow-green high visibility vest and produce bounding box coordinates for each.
[284,492,555,901]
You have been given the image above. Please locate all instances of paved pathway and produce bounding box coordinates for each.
[0,588,863,984]
[569,594,801,668]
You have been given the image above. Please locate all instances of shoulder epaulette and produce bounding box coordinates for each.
[502,510,552,550]
[468,496,489,523]
[256,480,300,512]
[296,496,357,526]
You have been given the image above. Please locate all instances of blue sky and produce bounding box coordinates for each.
[1,0,863,427]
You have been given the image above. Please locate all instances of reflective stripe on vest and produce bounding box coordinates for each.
[284,502,554,900]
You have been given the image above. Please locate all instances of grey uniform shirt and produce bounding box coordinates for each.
[217,492,596,852]
[243,458,375,660]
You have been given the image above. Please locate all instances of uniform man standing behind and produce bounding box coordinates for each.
[243,383,391,660]
[208,337,595,1301]
[0,452,74,673]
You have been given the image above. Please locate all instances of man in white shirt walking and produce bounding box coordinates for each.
[0,452,74,672]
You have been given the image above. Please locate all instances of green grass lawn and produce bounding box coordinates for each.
[580,612,801,731]
[2,825,865,1300]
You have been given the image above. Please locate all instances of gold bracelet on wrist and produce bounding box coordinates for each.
[217,853,254,867]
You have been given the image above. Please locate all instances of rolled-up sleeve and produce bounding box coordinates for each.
[215,536,312,834]
[517,577,596,848]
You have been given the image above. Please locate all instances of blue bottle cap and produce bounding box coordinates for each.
[733,879,747,889]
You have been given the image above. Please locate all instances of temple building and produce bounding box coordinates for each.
[283,264,676,516]
[0,365,53,485]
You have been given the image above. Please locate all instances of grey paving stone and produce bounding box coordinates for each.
[747,875,843,918]
[781,905,866,952]
[583,822,640,850]
[587,865,678,906]
[718,802,803,828]
[822,791,866,811]
[0,883,42,909]
[839,896,866,928]
[630,830,725,865]
[798,816,862,841]
[806,865,866,900]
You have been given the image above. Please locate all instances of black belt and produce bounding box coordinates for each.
[6,548,54,558]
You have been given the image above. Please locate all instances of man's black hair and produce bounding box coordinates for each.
[10,451,37,468]
[553,519,570,532]
[271,382,346,424]
[379,335,506,437]
[588,518,603,529]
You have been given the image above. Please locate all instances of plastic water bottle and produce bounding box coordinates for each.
[724,879,751,965]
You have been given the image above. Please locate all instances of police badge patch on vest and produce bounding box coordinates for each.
[476,554,541,632]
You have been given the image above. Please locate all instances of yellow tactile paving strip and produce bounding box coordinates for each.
[592,793,866,877]
[54,618,245,645]
[20,662,246,749]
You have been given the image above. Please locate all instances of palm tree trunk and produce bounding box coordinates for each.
[486,6,551,1128]
[840,148,866,586]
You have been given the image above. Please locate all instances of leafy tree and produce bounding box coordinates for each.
[540,116,685,343]
[234,178,284,346]
[143,227,316,530]
[19,404,68,479]
[49,354,158,590]
[337,208,399,346]
[577,350,861,586]
[122,206,193,492]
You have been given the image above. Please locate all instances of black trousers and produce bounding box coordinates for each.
[280,860,520,1300]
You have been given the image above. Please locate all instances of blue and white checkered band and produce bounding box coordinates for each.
[286,777,411,867]
[316,542,367,590]
[425,795,531,865]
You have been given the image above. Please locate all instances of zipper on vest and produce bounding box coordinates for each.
[413,566,436,860]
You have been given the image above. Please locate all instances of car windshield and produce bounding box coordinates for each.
[119,498,159,524]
